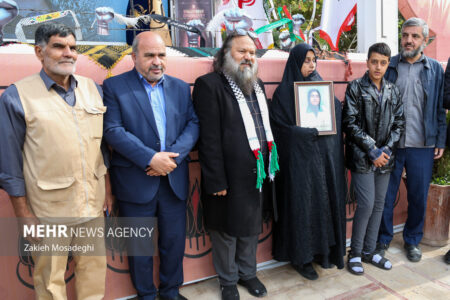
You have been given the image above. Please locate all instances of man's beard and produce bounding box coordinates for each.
[145,65,164,83]
[222,51,258,95]
[46,59,77,76]
[401,42,425,58]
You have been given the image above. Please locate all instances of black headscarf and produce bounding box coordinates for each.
[271,43,322,127]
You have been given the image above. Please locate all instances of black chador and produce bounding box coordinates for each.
[270,44,347,270]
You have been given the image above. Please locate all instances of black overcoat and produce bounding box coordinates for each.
[193,72,270,237]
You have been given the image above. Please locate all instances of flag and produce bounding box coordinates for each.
[319,0,357,51]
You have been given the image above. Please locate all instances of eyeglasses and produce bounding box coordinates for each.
[233,28,258,39]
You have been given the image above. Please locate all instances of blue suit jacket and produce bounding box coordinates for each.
[103,69,199,203]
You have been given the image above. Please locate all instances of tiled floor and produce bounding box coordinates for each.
[179,234,450,299]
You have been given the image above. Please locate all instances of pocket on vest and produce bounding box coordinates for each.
[37,177,75,190]
[35,177,76,205]
[83,105,106,138]
[36,177,76,203]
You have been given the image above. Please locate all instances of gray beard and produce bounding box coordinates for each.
[222,51,258,96]
[401,43,425,58]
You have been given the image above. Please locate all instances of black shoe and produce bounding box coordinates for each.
[221,285,240,300]
[237,277,267,297]
[293,262,319,280]
[347,251,364,276]
[375,242,390,256]
[445,250,450,264]
[159,294,187,300]
[404,243,422,262]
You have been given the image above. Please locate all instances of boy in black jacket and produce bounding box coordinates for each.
[343,43,405,275]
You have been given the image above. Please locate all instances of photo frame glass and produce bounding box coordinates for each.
[294,81,337,135]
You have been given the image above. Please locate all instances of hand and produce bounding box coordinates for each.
[434,148,444,159]
[223,8,252,33]
[95,7,115,35]
[103,172,114,216]
[149,152,179,175]
[292,13,306,33]
[11,196,41,243]
[103,192,114,216]
[19,212,41,243]
[213,189,227,196]
[186,19,205,47]
[279,30,293,51]
[145,166,162,176]
[373,152,390,168]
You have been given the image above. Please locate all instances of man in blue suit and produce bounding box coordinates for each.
[103,31,199,300]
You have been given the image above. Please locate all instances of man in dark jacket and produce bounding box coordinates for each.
[103,32,198,300]
[193,32,278,300]
[343,43,404,275]
[377,18,447,263]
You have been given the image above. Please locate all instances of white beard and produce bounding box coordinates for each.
[222,51,258,95]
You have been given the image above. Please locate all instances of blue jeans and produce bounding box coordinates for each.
[378,148,434,246]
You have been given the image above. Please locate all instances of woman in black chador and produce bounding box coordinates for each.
[270,43,347,280]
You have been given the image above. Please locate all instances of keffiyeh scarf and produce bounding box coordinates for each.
[224,73,279,189]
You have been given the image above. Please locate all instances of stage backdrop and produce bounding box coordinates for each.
[0,46,418,299]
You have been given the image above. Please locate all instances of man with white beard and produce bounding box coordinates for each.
[193,32,278,300]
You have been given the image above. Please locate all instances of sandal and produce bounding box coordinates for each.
[362,253,392,270]
[347,251,364,275]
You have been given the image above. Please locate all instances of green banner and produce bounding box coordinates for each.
[255,7,304,43]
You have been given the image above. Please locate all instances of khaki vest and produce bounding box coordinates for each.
[15,74,107,221]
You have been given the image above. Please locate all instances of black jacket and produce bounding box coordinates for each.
[192,72,271,237]
[343,72,405,173]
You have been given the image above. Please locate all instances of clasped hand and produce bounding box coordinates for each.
[213,189,227,196]
[146,152,179,176]
[373,152,390,168]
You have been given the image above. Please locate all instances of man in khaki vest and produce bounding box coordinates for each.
[0,23,112,299]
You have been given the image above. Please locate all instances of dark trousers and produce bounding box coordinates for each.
[119,177,186,300]
[350,171,390,255]
[378,148,434,246]
[209,230,258,286]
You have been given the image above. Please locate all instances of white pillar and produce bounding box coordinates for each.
[357,0,398,55]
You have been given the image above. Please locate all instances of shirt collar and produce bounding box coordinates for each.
[39,69,78,91]
[367,73,385,91]
[137,71,165,88]
[362,71,384,89]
